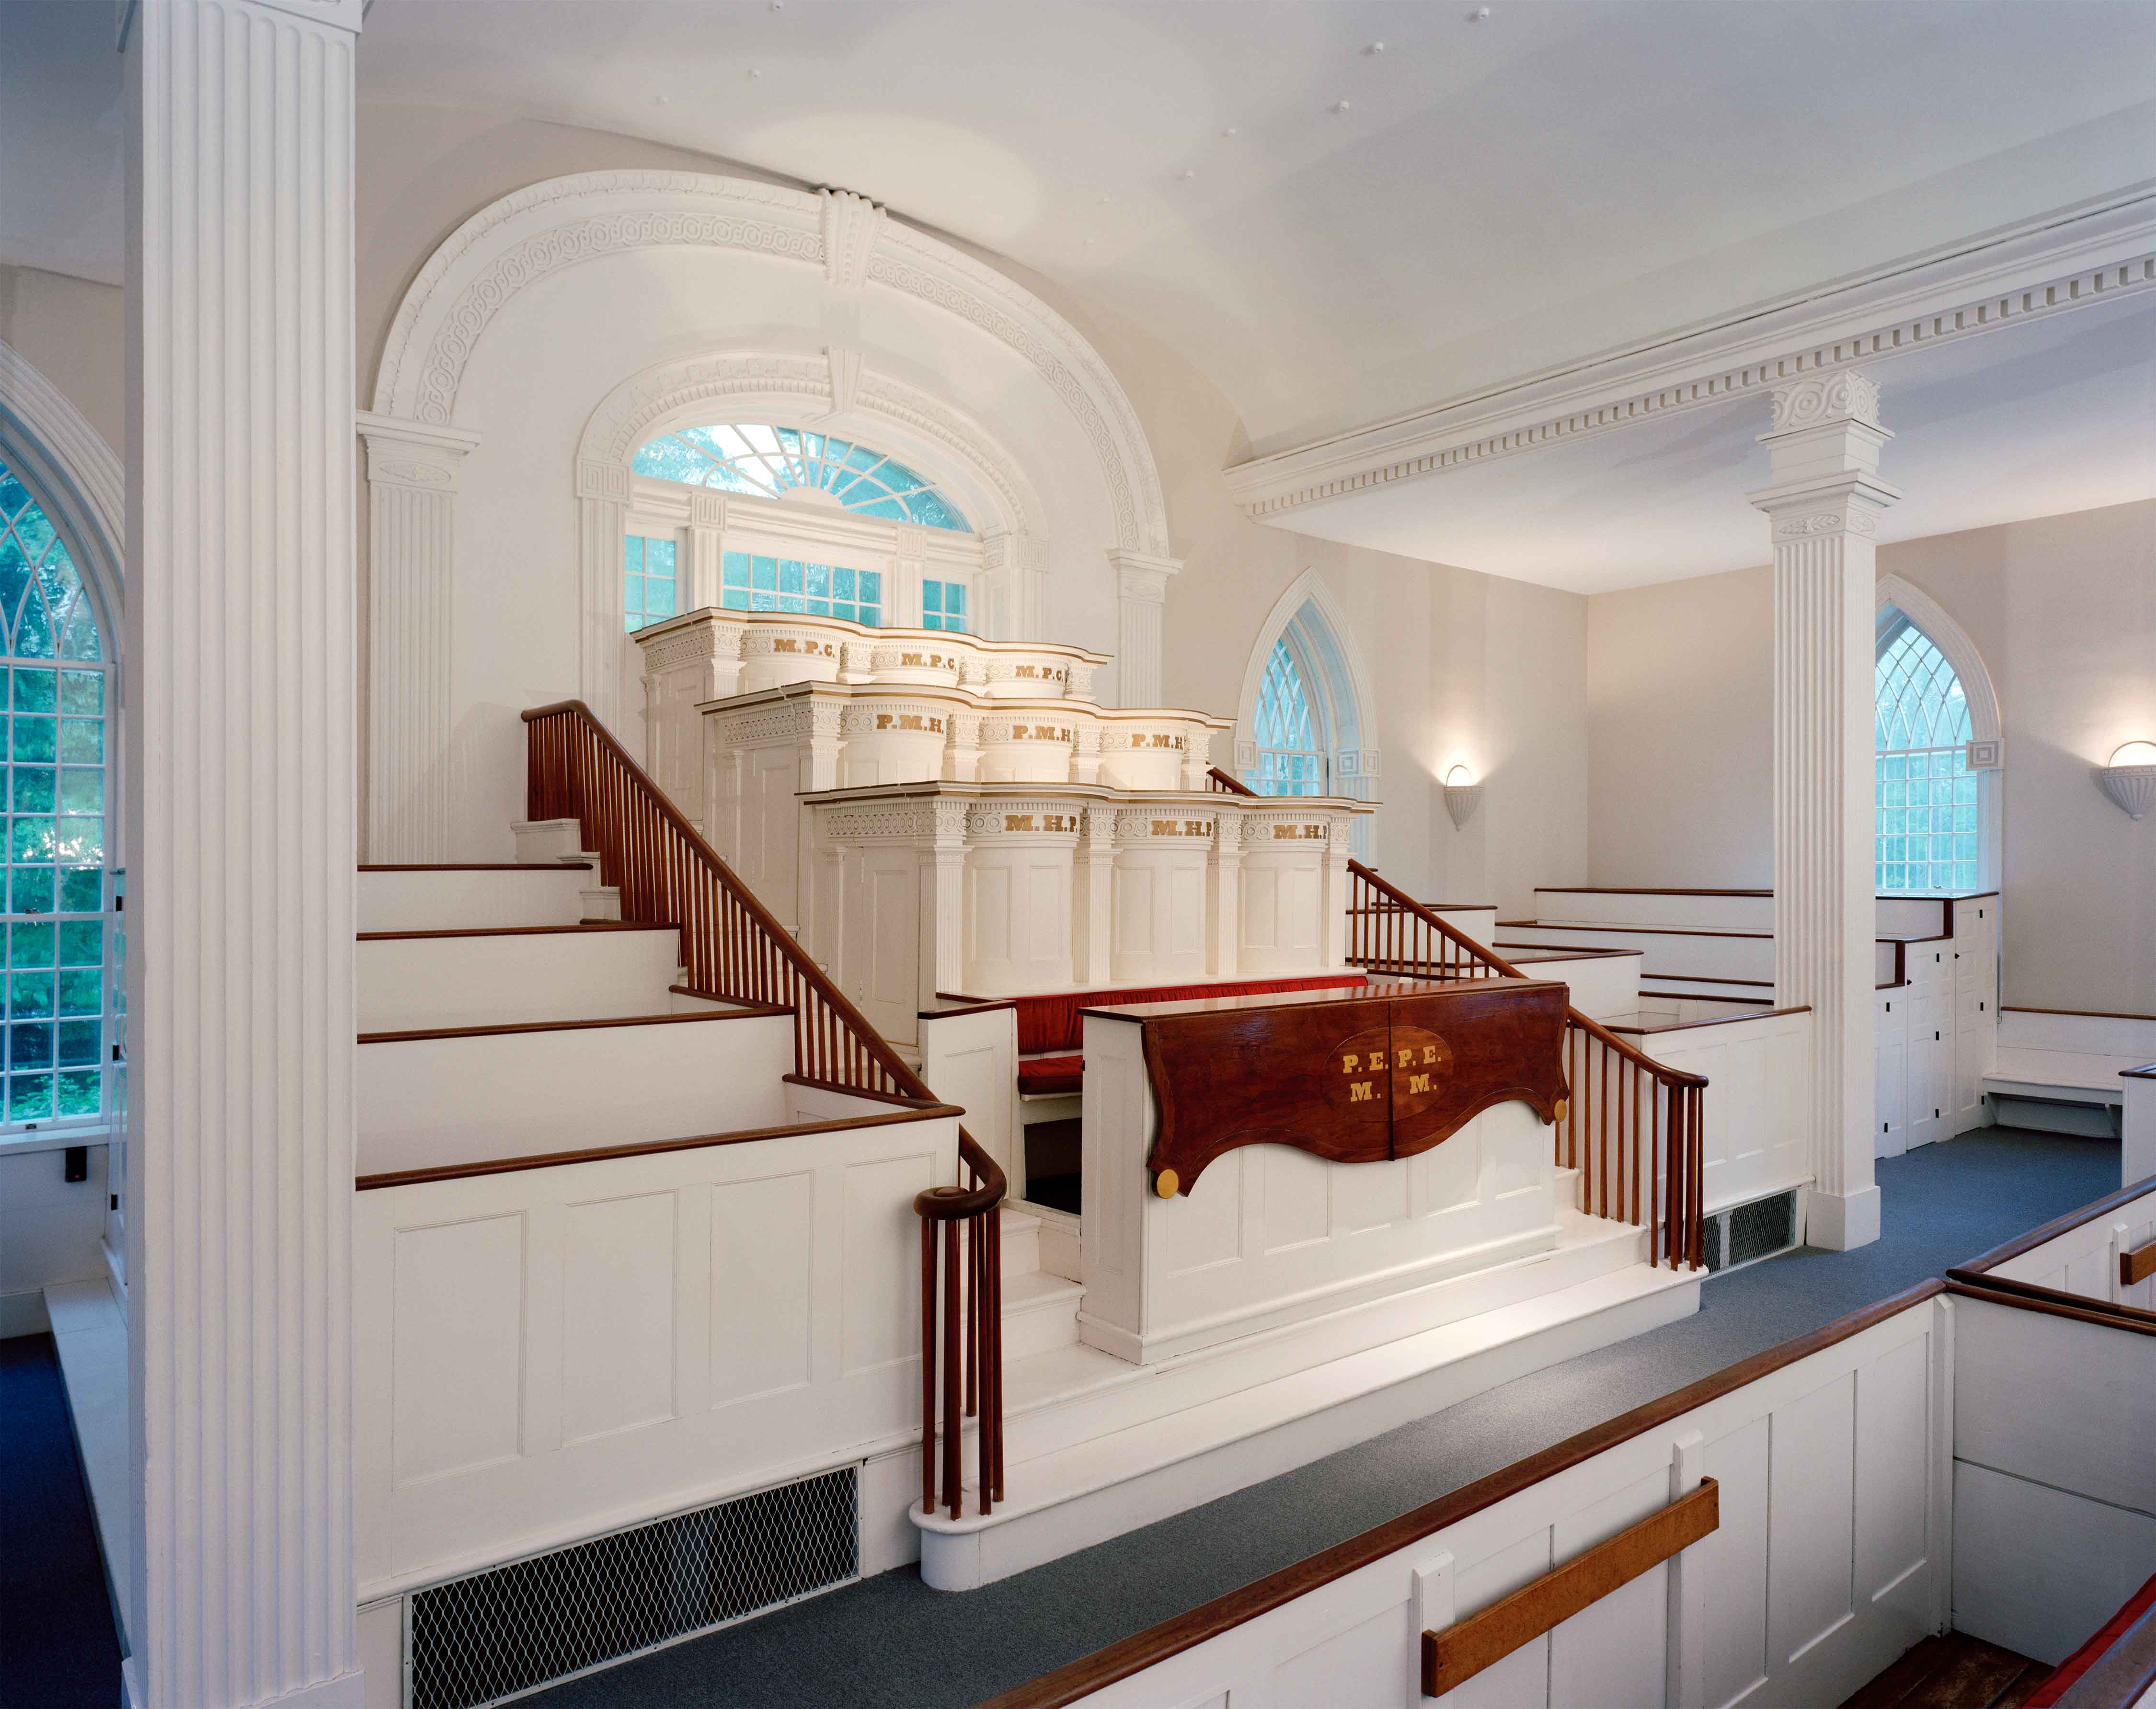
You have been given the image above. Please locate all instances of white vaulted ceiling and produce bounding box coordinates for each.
[348,0,2156,459]
[7,1,2153,589]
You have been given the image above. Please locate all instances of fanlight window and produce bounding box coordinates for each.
[1253,637,1325,796]
[0,459,112,1128]
[633,425,971,532]
[1876,619,1976,892]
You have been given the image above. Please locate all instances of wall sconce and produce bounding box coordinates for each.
[2099,742,2156,821]
[1443,764,1483,829]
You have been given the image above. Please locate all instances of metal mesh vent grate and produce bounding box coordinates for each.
[409,1465,859,1709]
[1727,1190,1798,1269]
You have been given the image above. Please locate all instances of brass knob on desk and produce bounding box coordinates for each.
[1154,1168,1179,1198]
[1553,1098,1569,1124]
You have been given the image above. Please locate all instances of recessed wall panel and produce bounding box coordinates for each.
[711,1170,814,1405]
[393,1214,526,1484]
[562,1193,678,1443]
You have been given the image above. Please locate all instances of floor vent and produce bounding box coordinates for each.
[408,1464,860,1709]
[1702,1188,1799,1275]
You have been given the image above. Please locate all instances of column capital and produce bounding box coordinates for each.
[1106,548,1182,601]
[1766,369,1882,434]
[356,411,480,494]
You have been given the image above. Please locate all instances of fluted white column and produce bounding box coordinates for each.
[1749,371,1898,1252]
[1108,549,1181,708]
[124,1,364,1704]
[358,412,477,861]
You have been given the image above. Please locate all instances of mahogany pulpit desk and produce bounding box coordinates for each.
[1071,976,1576,1366]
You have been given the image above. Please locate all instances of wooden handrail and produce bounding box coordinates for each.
[522,700,1004,1521]
[1347,860,1706,1267]
[1422,1478,1720,1696]
[2124,1237,2156,1291]
[1954,1173,2156,1276]
[1204,765,1258,796]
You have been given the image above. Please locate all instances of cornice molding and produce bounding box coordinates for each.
[371,170,1168,554]
[1225,186,2156,521]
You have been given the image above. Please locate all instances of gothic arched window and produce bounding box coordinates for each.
[1876,618,1976,892]
[0,458,111,1127]
[1253,635,1325,797]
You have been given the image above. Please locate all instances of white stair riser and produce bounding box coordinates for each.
[999,1216,1041,1278]
[579,885,623,922]
[1008,1221,1649,1465]
[1002,1294,1082,1360]
[357,867,589,933]
[357,1013,794,1177]
[1485,949,1638,1021]
[1498,923,1773,984]
[357,929,683,1032]
[1534,891,1775,932]
[919,1272,1700,1591]
[511,819,588,863]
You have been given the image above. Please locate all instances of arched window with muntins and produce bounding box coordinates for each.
[1876,618,1976,892]
[1253,636,1325,796]
[634,424,971,530]
[0,457,112,1128]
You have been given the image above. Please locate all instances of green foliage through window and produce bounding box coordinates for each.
[634,425,970,532]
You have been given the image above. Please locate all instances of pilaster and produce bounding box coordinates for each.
[1107,549,1181,708]
[1208,813,1243,977]
[1074,804,1116,984]
[125,0,365,1703]
[357,412,479,861]
[920,799,970,1005]
[577,455,632,725]
[685,489,727,611]
[979,531,1047,641]
[1748,369,1898,1251]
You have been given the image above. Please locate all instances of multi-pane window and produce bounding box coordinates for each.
[622,535,677,633]
[1876,620,1976,892]
[0,458,110,1128]
[1252,636,1325,796]
[719,552,882,626]
[921,579,968,633]
[634,425,971,532]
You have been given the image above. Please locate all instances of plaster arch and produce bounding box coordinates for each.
[1233,569,1381,853]
[0,339,124,663]
[371,173,1167,558]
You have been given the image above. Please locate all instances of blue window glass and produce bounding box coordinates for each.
[622,535,677,632]
[1252,637,1324,796]
[0,458,111,1128]
[920,578,969,633]
[631,424,972,533]
[1875,621,1977,892]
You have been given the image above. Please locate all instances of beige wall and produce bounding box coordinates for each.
[0,262,124,456]
[1586,500,2156,1014]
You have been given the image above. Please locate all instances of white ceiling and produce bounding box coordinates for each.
[347,0,2156,456]
[4,1,2151,595]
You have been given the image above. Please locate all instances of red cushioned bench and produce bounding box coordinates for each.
[1004,974,1368,1097]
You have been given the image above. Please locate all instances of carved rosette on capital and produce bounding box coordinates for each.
[357,410,482,862]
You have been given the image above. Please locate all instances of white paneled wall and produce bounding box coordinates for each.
[1984,1181,2156,1312]
[1624,1010,1811,1217]
[1950,1294,2156,1664]
[1060,1295,1947,1708]
[0,1139,110,1330]
[356,1099,960,1597]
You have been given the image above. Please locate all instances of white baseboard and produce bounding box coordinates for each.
[0,1287,50,1337]
[1807,1184,1882,1250]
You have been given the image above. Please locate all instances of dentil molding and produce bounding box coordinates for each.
[1227,188,2156,520]
[371,170,1168,555]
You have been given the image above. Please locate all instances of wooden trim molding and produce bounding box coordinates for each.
[1422,1479,1720,1697]
[1535,887,1772,898]
[1607,1006,1811,1037]
[1945,1278,2156,1339]
[356,1007,787,1045]
[356,861,592,872]
[1955,1175,2156,1275]
[355,1103,964,1191]
[975,1281,1944,1709]
[356,922,674,941]
[780,1072,946,1109]
[1491,944,1645,961]
[2003,1006,2156,1024]
[2122,1239,2156,1291]
[1495,922,1770,941]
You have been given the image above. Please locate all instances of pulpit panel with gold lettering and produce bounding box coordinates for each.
[1134,979,1570,1194]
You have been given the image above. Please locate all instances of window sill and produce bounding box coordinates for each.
[0,1123,116,1157]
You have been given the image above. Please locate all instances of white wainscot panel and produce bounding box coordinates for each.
[711,1170,814,1406]
[562,1192,679,1444]
[919,1004,1021,1191]
[1766,1370,1858,1670]
[1952,1460,2156,1666]
[357,1113,959,1598]
[391,1214,527,1486]
[1640,1011,1812,1213]
[1989,1182,2156,1311]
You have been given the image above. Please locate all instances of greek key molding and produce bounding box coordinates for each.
[371,171,1165,553]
